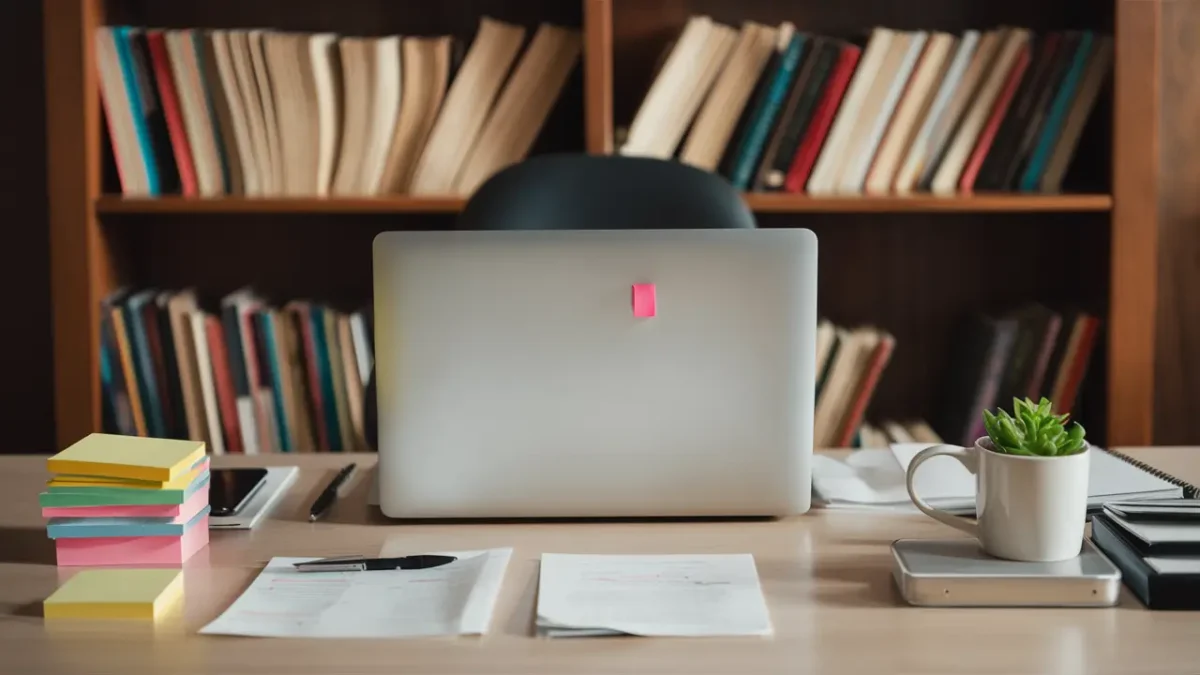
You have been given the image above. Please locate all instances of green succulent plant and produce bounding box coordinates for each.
[982,397,1087,457]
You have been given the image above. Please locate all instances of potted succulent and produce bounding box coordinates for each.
[982,397,1087,457]
[906,397,1090,562]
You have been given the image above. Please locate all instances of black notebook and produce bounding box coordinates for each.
[1091,513,1200,610]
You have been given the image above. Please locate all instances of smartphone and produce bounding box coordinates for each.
[209,468,269,517]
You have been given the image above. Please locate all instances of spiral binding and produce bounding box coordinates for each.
[1104,448,1200,498]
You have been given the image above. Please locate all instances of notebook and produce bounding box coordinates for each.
[1091,513,1200,610]
[43,569,184,620]
[812,446,1192,513]
[1097,508,1200,556]
[47,433,206,482]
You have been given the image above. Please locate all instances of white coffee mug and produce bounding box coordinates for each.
[905,437,1090,562]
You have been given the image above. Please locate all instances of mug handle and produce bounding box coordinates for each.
[905,444,980,537]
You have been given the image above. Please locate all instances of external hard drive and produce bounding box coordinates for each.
[891,538,1122,607]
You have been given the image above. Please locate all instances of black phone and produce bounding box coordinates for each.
[209,468,269,517]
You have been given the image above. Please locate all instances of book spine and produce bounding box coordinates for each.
[783,45,861,193]
[966,322,1019,443]
[309,307,342,451]
[100,309,136,436]
[257,312,292,452]
[189,30,232,193]
[293,306,328,451]
[123,296,167,437]
[959,45,1031,192]
[835,336,895,447]
[205,315,243,453]
[112,26,161,194]
[109,308,147,436]
[729,34,807,189]
[762,41,838,189]
[221,305,259,454]
[188,312,225,455]
[1026,313,1063,400]
[1019,32,1095,190]
[146,30,198,196]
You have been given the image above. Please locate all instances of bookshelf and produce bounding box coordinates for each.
[44,0,1200,449]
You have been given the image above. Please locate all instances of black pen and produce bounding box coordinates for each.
[293,555,458,573]
[309,463,357,522]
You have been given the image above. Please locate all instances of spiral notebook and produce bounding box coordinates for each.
[813,446,1195,514]
[890,444,1195,511]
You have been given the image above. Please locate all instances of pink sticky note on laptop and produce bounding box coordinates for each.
[632,283,656,318]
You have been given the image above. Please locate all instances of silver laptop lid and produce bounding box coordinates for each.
[373,228,817,517]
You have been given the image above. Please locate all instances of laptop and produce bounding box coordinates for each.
[372,228,817,518]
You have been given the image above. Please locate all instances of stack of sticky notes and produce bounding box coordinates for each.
[44,569,184,620]
[40,434,211,566]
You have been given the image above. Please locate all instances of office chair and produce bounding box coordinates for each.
[365,154,755,449]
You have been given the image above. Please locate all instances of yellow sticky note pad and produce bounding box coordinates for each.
[48,458,208,490]
[44,569,184,620]
[47,434,205,482]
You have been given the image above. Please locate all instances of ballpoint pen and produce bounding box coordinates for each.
[293,554,458,572]
[308,463,357,522]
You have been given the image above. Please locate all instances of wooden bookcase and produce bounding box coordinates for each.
[44,0,1200,449]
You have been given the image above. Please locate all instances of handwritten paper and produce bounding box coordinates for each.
[536,553,772,637]
[199,549,512,638]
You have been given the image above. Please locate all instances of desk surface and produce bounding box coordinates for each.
[3,448,1200,675]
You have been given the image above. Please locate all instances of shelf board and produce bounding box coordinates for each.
[95,196,468,214]
[743,193,1113,213]
[94,193,1113,216]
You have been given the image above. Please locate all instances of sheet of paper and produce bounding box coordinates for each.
[811,451,972,513]
[199,549,512,638]
[536,553,772,638]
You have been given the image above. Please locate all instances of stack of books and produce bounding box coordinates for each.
[40,434,211,566]
[934,304,1100,446]
[856,420,942,449]
[1091,499,1200,610]
[99,287,371,454]
[96,18,581,197]
[622,19,1112,195]
[814,320,895,448]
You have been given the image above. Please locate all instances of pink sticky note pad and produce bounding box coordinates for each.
[55,516,210,566]
[632,283,656,318]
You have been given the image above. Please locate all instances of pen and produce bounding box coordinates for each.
[308,463,357,522]
[293,555,458,573]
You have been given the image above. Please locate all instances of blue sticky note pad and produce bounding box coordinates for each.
[47,506,211,539]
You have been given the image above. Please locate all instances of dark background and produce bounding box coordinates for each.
[1,2,55,452]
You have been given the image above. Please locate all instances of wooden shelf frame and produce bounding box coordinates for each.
[95,193,1113,215]
[45,0,1200,448]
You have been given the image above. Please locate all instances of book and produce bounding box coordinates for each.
[97,18,576,197]
[102,289,373,453]
[44,569,184,620]
[680,22,779,171]
[1091,513,1200,609]
[410,18,527,194]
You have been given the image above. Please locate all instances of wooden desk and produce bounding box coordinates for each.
[3,448,1200,674]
